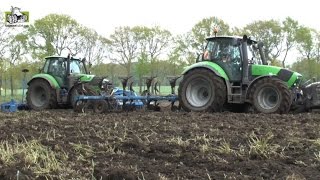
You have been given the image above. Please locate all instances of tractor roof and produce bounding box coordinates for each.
[206,35,258,44]
[45,56,81,61]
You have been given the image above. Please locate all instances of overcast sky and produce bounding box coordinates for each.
[1,0,319,64]
[1,0,319,37]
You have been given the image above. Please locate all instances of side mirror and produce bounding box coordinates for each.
[38,67,42,73]
[196,52,202,63]
[196,53,200,63]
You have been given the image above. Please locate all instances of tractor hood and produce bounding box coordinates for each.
[75,74,95,82]
[251,64,302,87]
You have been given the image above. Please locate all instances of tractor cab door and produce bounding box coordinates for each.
[44,57,68,87]
[203,37,242,82]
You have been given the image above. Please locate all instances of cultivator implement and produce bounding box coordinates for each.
[73,76,181,113]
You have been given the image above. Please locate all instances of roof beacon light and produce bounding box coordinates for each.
[213,27,218,37]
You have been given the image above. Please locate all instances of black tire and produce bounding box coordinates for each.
[26,79,57,110]
[250,77,291,114]
[93,100,108,113]
[178,68,226,112]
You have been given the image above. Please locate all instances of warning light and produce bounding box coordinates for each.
[213,27,218,37]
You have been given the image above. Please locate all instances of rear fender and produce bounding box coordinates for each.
[182,62,231,99]
[27,75,63,103]
[28,74,60,89]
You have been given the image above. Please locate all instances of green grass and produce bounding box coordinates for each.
[131,86,175,95]
[0,89,26,104]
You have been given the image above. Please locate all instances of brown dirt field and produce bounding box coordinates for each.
[0,109,320,179]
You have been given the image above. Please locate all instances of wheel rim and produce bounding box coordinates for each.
[31,86,47,107]
[186,77,213,108]
[94,101,107,113]
[257,87,280,110]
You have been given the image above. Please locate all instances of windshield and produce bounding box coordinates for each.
[247,44,263,65]
[70,60,86,74]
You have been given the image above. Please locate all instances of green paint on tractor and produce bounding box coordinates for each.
[182,61,229,80]
[31,74,60,88]
[251,64,302,87]
[287,72,302,87]
[251,64,281,76]
[79,74,95,82]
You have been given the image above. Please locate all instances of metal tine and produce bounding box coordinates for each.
[144,76,157,94]
[167,76,181,94]
[118,76,133,92]
[154,81,160,95]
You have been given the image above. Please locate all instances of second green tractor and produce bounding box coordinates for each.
[178,35,320,113]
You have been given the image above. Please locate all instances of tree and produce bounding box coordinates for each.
[172,17,230,66]
[291,58,320,80]
[0,12,11,96]
[171,33,198,65]
[190,17,230,52]
[313,30,320,62]
[135,52,150,92]
[8,33,28,96]
[135,26,172,76]
[282,17,299,67]
[243,20,283,62]
[28,14,82,60]
[295,26,313,60]
[108,26,140,76]
[0,12,10,57]
[78,27,111,65]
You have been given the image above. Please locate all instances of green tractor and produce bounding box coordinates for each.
[178,35,319,113]
[26,54,112,110]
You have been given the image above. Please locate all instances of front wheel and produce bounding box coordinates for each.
[178,69,226,112]
[250,78,291,114]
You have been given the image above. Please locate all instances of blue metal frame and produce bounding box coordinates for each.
[76,94,178,102]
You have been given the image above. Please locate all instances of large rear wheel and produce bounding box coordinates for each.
[250,77,291,114]
[26,79,57,110]
[178,69,226,112]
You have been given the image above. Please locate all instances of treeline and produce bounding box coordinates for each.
[1,13,320,95]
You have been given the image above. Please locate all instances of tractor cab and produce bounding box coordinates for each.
[202,36,265,82]
[42,56,89,89]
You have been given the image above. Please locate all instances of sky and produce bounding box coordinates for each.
[1,0,319,37]
[1,0,319,64]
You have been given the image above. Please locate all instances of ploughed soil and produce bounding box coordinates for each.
[0,108,320,179]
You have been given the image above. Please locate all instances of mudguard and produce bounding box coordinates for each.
[182,61,229,80]
[28,74,60,89]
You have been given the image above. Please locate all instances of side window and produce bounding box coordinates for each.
[247,45,262,64]
[230,46,241,63]
[42,60,50,73]
[70,61,81,74]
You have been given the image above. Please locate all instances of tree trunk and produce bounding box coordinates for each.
[10,74,14,96]
[0,75,2,96]
[139,76,143,94]
[282,49,288,68]
[4,76,7,97]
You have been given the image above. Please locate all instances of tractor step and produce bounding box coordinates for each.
[229,85,244,103]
